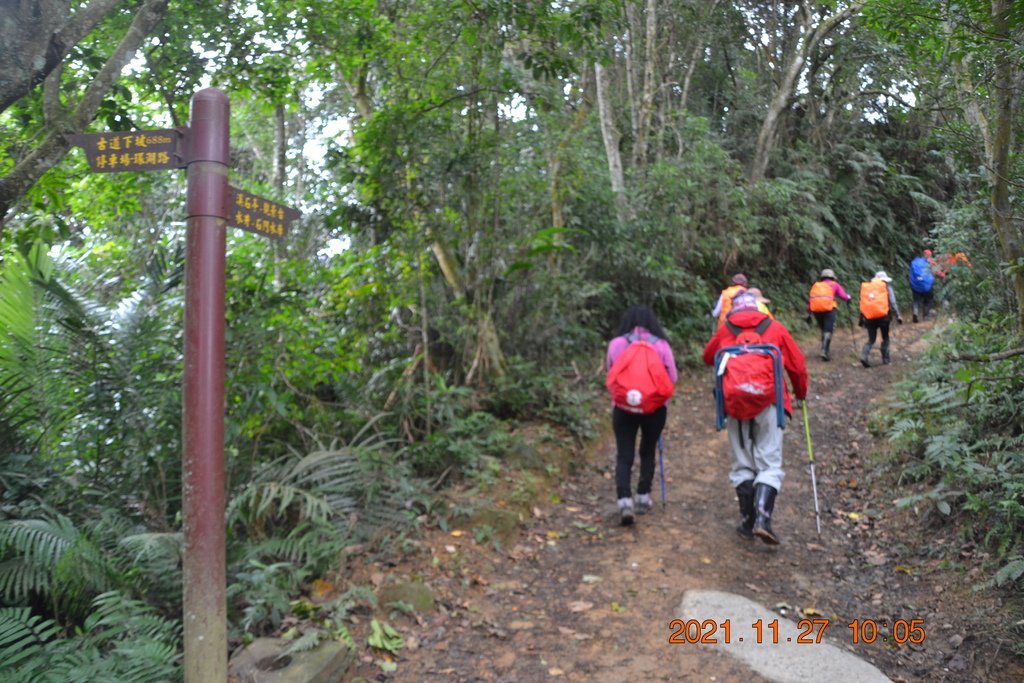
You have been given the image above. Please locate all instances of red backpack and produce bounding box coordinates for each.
[717,318,781,421]
[606,335,675,414]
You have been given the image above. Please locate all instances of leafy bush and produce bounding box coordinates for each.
[884,319,1024,584]
[0,592,181,683]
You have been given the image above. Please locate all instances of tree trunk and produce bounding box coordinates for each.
[633,0,659,171]
[0,0,124,115]
[679,0,720,113]
[624,2,641,163]
[988,0,1024,329]
[427,226,508,382]
[747,0,866,182]
[273,103,288,283]
[595,62,628,223]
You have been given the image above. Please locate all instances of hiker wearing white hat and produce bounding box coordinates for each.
[858,271,903,367]
[806,268,852,361]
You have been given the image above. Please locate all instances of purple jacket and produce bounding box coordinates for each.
[606,326,679,385]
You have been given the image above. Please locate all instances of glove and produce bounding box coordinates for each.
[858,315,866,328]
[805,314,813,326]
[897,316,904,325]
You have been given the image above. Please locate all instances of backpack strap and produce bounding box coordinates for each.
[627,333,659,344]
[724,316,772,338]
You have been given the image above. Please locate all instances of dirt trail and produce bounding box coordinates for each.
[348,320,1023,683]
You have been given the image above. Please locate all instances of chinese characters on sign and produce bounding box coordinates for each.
[67,127,301,240]
[225,186,301,240]
[66,129,183,172]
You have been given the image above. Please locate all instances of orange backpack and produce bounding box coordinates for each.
[718,285,746,323]
[808,281,836,312]
[859,280,890,320]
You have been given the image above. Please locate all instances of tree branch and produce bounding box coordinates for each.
[0,0,124,114]
[949,347,1024,362]
[0,0,170,229]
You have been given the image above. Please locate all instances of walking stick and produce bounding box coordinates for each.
[658,435,666,506]
[845,307,858,356]
[801,400,822,535]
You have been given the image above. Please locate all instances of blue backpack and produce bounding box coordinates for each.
[909,257,934,293]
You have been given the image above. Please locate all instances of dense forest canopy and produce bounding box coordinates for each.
[1,0,1022,679]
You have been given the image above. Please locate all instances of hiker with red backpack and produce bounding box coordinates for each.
[711,273,748,325]
[806,268,851,361]
[858,271,903,367]
[703,291,808,545]
[606,305,678,526]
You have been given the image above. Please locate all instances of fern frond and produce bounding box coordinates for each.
[228,483,333,529]
[283,629,322,655]
[0,515,78,602]
[0,608,60,672]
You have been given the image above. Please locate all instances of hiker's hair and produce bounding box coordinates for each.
[616,305,668,340]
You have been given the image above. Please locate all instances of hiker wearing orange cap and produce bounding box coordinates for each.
[711,273,749,325]
[909,249,937,322]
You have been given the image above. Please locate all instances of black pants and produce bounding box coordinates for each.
[612,406,667,499]
[865,317,891,346]
[813,309,838,336]
[912,290,934,319]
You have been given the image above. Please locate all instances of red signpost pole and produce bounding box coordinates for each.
[182,88,230,683]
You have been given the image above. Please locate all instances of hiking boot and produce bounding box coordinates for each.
[820,332,832,362]
[860,342,872,368]
[753,484,779,545]
[881,340,891,365]
[618,498,635,526]
[735,481,755,539]
[636,493,653,515]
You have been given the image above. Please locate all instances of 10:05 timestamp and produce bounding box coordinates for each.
[668,618,927,645]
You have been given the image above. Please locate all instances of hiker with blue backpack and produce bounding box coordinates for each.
[606,305,678,526]
[909,249,937,322]
[703,291,808,545]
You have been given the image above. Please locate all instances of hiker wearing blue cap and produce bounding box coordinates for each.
[703,291,808,544]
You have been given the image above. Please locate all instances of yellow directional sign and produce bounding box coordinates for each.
[66,129,184,172]
[225,186,300,240]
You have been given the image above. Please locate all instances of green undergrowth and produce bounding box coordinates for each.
[873,316,1023,652]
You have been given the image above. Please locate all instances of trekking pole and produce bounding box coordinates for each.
[801,400,822,535]
[846,308,858,355]
[658,435,666,506]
